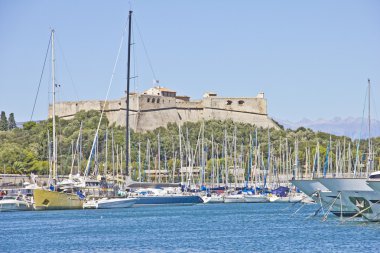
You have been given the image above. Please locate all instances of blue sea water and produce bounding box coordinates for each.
[0,203,379,253]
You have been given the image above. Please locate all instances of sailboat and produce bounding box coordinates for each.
[33,29,84,210]
[121,11,202,205]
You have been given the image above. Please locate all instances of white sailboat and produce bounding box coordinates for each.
[33,29,84,210]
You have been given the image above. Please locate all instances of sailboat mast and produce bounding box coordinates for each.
[125,10,133,177]
[51,29,57,181]
[368,78,372,175]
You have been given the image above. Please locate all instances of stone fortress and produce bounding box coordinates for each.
[50,86,279,132]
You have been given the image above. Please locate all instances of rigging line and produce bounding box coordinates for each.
[55,35,80,101]
[371,82,379,123]
[133,15,158,81]
[359,85,368,141]
[84,17,130,177]
[30,33,52,121]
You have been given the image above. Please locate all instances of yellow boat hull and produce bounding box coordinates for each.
[33,189,83,210]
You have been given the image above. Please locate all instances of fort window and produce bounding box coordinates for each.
[147,98,150,102]
[238,100,245,105]
[152,98,155,103]
[226,100,232,105]
[157,98,160,103]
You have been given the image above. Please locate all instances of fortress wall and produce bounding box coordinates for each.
[51,100,104,119]
[175,100,203,109]
[50,93,278,132]
[203,108,276,128]
[203,97,267,115]
[177,108,203,123]
[134,109,180,132]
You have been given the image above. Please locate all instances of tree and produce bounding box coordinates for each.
[0,111,8,131]
[8,113,17,130]
[23,121,37,130]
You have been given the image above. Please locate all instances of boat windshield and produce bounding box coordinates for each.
[1,196,17,200]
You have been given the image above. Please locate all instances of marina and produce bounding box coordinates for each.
[1,1,380,252]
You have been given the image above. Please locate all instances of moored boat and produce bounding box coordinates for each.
[83,197,137,209]
[0,195,33,212]
[317,178,364,217]
[33,188,84,210]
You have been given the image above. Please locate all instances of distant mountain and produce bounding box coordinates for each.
[276,117,380,139]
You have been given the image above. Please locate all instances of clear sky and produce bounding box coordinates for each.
[0,0,379,123]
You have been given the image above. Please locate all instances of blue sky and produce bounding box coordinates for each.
[0,0,379,123]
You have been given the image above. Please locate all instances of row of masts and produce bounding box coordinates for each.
[54,119,377,189]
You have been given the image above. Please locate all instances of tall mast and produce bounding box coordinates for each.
[51,29,57,181]
[125,10,133,177]
[138,141,141,182]
[179,125,183,184]
[368,78,372,175]
[224,129,228,187]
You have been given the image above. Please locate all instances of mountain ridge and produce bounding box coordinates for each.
[276,117,380,139]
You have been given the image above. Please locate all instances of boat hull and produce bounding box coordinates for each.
[269,195,304,203]
[316,178,368,217]
[367,180,380,192]
[345,191,380,221]
[33,189,83,210]
[244,195,269,203]
[84,198,137,209]
[134,195,203,206]
[290,179,329,197]
[224,195,245,203]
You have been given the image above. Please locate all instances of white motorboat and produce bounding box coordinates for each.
[83,197,137,209]
[0,195,33,212]
[348,174,380,221]
[317,178,367,217]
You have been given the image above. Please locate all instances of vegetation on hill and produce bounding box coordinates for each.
[0,110,378,182]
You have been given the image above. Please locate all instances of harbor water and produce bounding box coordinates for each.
[1,203,379,253]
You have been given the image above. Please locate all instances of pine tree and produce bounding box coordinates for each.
[8,113,17,130]
[0,111,8,131]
